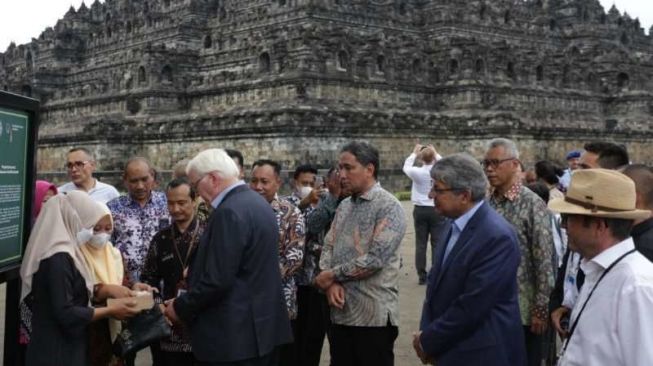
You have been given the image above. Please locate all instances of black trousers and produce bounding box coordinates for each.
[524,326,543,366]
[329,323,398,366]
[196,348,279,366]
[413,205,447,280]
[278,320,298,366]
[159,351,195,366]
[294,286,331,366]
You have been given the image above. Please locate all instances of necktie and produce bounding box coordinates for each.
[442,224,460,265]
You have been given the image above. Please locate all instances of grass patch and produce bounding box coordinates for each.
[395,191,411,201]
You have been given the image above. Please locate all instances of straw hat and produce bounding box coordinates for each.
[548,168,650,220]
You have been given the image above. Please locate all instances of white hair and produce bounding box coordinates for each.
[186,148,239,179]
[487,138,520,159]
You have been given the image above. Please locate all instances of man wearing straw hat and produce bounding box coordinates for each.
[549,169,653,366]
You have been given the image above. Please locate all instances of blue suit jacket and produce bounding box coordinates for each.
[419,201,526,366]
[174,185,292,362]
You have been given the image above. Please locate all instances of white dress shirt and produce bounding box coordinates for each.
[403,153,441,207]
[558,237,653,366]
[58,179,120,204]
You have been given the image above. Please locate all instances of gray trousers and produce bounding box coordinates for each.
[413,205,447,280]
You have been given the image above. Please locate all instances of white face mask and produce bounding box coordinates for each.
[76,228,93,245]
[298,186,313,199]
[89,232,111,249]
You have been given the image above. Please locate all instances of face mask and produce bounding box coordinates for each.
[76,228,93,245]
[88,232,111,249]
[298,186,313,199]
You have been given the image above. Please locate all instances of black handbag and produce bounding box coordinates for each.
[112,306,172,357]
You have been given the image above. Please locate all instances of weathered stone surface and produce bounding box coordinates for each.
[1,0,652,191]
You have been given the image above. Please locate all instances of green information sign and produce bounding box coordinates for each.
[0,107,29,265]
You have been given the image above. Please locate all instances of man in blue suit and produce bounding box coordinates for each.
[413,153,526,366]
[164,148,292,366]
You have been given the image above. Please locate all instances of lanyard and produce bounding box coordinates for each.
[560,248,636,355]
[171,220,200,272]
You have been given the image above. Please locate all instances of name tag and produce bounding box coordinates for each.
[162,253,174,262]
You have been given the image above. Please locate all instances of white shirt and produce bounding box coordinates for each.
[551,213,567,268]
[559,169,572,190]
[402,153,441,207]
[59,179,120,204]
[558,237,653,366]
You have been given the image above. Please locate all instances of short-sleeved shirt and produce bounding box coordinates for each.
[58,179,120,204]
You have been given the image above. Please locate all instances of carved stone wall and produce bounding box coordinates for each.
[1,0,652,191]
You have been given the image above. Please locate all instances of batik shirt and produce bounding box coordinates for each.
[285,192,320,286]
[320,183,407,327]
[141,217,207,352]
[489,182,555,325]
[107,191,170,284]
[271,195,305,319]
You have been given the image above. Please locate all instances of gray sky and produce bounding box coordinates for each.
[0,0,651,52]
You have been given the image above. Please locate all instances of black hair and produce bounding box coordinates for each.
[597,144,629,170]
[293,164,318,180]
[224,149,244,168]
[534,160,564,185]
[167,177,196,200]
[327,165,338,178]
[603,218,634,241]
[622,164,653,208]
[252,159,281,176]
[123,157,156,179]
[340,141,380,179]
[583,141,617,155]
[526,182,550,203]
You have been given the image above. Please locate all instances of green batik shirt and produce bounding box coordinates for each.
[320,183,407,327]
[489,182,555,325]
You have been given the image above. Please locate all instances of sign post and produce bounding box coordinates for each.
[0,91,39,366]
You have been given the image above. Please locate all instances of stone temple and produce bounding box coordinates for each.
[1,0,652,189]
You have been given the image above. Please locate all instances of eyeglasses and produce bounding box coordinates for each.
[481,157,516,169]
[65,160,92,170]
[431,187,464,195]
[190,173,208,191]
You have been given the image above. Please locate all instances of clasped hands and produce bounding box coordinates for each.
[314,270,345,309]
[412,331,435,365]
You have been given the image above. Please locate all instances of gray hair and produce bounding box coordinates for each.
[487,138,520,159]
[186,148,239,179]
[431,153,488,202]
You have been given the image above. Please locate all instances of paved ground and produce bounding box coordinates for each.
[0,202,431,366]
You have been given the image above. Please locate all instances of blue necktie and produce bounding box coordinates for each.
[442,224,460,265]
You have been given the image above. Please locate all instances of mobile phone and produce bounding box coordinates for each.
[560,314,570,331]
[315,176,325,188]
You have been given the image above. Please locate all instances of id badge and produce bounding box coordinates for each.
[177,289,187,297]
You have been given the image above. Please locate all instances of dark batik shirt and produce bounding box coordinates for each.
[285,193,320,286]
[140,216,207,352]
[489,182,555,325]
[107,191,169,284]
[271,195,305,319]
